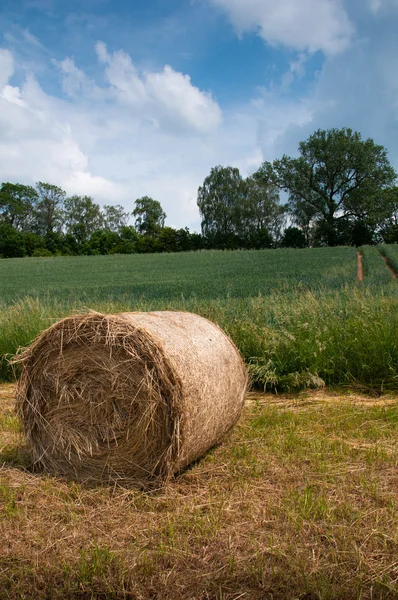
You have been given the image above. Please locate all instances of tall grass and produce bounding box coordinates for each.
[2,288,397,391]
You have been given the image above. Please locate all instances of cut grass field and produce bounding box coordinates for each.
[1,383,398,599]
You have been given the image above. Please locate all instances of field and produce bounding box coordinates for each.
[1,383,398,599]
[1,245,398,598]
[0,245,397,389]
[0,247,359,304]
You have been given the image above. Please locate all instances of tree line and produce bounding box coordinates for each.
[1,128,397,258]
[0,186,202,258]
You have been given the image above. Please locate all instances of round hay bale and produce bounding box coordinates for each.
[15,311,247,487]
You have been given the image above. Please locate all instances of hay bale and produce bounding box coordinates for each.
[15,311,247,487]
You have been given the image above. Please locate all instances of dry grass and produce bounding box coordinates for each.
[1,383,398,599]
[14,311,247,488]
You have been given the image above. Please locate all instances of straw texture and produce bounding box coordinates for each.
[15,311,248,487]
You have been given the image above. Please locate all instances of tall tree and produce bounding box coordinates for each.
[244,176,285,243]
[33,182,66,236]
[0,183,38,231]
[102,204,130,232]
[63,195,103,244]
[197,165,245,247]
[255,128,397,246]
[133,196,166,236]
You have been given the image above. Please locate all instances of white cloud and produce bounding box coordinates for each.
[54,57,97,98]
[95,42,148,106]
[93,42,222,134]
[208,0,354,54]
[0,48,14,89]
[145,65,222,133]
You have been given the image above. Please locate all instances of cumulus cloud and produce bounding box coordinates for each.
[94,42,222,134]
[208,0,354,54]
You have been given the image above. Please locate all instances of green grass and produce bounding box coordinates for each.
[1,287,398,391]
[0,247,358,305]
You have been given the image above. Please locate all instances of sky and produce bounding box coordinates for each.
[1,0,398,231]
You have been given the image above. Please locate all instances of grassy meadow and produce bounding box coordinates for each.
[0,245,397,390]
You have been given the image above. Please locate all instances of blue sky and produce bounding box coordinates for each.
[1,0,398,230]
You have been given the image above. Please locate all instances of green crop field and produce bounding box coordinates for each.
[361,246,395,287]
[0,247,359,305]
[381,244,398,274]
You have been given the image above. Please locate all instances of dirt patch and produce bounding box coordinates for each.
[381,253,398,279]
[357,251,364,282]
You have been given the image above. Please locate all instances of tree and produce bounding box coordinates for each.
[243,176,285,245]
[0,223,26,257]
[133,196,166,237]
[64,195,103,244]
[197,166,245,248]
[197,166,284,249]
[88,230,121,255]
[33,182,66,236]
[0,183,38,231]
[255,128,397,246]
[102,205,130,232]
[280,226,308,248]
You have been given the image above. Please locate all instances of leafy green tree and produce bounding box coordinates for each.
[135,235,158,253]
[133,196,166,237]
[23,232,46,256]
[87,230,121,255]
[33,182,66,236]
[44,231,65,255]
[197,166,283,249]
[102,205,130,232]
[255,128,397,246]
[155,227,180,253]
[0,183,38,231]
[280,226,308,248]
[64,195,103,244]
[243,176,285,244]
[197,166,244,248]
[0,223,26,257]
